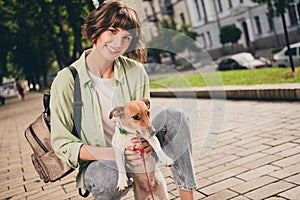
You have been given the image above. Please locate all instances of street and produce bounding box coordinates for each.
[0,92,300,199]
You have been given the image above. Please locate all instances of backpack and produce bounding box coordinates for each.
[24,66,83,183]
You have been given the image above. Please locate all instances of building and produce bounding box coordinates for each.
[124,0,191,40]
[131,0,300,58]
[186,0,300,57]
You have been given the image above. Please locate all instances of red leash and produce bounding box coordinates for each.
[140,146,155,200]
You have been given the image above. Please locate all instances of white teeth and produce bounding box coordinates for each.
[106,45,119,53]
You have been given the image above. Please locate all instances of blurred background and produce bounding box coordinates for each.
[0,0,299,98]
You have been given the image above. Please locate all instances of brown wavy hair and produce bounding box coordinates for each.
[81,0,147,63]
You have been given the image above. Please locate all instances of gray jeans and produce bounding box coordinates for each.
[84,107,197,200]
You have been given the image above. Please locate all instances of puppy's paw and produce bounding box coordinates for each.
[161,157,174,167]
[117,176,128,191]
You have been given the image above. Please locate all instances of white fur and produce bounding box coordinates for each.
[110,101,173,200]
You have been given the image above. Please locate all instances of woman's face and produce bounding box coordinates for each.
[95,27,133,61]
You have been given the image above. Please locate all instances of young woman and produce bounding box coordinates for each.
[50,0,197,199]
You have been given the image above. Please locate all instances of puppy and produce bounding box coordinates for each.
[109,98,173,200]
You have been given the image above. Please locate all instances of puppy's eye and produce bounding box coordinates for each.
[132,115,140,120]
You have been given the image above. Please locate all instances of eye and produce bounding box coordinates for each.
[109,28,117,34]
[124,35,132,41]
[132,115,140,120]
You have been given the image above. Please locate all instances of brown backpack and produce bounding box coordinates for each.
[24,66,82,183]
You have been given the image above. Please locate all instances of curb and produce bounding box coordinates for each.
[150,84,300,101]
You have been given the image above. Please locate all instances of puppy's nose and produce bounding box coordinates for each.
[148,126,156,136]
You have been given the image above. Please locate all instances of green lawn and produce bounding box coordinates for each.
[150,67,300,88]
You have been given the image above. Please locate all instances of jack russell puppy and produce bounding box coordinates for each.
[109,98,173,200]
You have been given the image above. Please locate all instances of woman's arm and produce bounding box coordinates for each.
[79,145,115,160]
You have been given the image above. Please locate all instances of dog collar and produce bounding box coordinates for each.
[116,122,135,135]
[119,127,125,135]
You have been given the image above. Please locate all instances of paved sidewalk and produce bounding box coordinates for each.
[0,92,299,199]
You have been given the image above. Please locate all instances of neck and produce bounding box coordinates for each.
[86,49,114,78]
[116,121,137,136]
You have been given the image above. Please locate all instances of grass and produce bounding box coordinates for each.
[149,67,300,88]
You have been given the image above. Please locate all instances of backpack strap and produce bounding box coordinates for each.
[68,66,83,139]
[68,66,90,198]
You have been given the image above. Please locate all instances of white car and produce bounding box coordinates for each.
[217,52,271,71]
[273,42,300,68]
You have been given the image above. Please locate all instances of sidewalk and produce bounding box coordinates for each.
[0,92,299,199]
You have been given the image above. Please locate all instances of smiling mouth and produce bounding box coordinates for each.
[106,45,120,54]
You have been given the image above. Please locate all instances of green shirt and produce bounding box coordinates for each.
[50,49,150,188]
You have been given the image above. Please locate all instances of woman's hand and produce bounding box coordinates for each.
[125,138,153,166]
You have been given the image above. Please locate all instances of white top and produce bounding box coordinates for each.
[88,70,117,146]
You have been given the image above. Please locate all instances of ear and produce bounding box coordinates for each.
[141,98,150,109]
[109,106,124,119]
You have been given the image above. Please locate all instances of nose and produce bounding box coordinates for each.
[147,126,156,136]
[111,34,122,47]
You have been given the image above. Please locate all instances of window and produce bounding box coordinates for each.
[228,0,232,8]
[194,0,201,20]
[266,13,274,31]
[217,0,223,12]
[284,48,297,56]
[200,33,207,48]
[207,31,212,46]
[288,3,298,26]
[180,13,186,24]
[254,16,262,34]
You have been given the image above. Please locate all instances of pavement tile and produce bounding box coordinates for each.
[237,165,280,181]
[278,186,300,200]
[235,144,270,157]
[243,154,282,169]
[244,180,295,199]
[284,173,300,185]
[201,177,244,195]
[276,145,300,157]
[208,166,249,182]
[230,175,278,194]
[269,163,300,179]
[202,189,238,200]
[231,152,268,166]
[272,154,300,168]
[230,196,252,200]
[197,163,237,180]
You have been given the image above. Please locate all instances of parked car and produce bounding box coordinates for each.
[217,52,271,71]
[273,42,300,68]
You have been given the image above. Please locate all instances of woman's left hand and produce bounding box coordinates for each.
[124,138,153,166]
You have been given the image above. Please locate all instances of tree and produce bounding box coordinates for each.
[252,0,295,72]
[219,24,242,45]
[1,0,94,88]
[0,0,18,84]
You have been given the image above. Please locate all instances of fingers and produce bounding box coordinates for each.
[130,138,153,153]
[125,147,141,166]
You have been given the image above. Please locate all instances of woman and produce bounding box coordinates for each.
[50,0,197,199]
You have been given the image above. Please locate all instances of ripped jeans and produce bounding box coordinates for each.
[84,107,197,200]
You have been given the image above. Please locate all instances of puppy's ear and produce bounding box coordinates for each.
[109,106,124,119]
[141,98,150,109]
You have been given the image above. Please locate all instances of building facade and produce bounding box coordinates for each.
[185,0,300,57]
[124,0,191,40]
[131,0,300,58]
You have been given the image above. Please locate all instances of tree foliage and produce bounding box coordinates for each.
[219,24,242,45]
[252,0,291,17]
[0,0,95,87]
